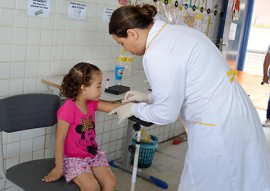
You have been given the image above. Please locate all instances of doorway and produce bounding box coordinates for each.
[218,0,254,71]
[243,0,270,76]
[218,0,270,110]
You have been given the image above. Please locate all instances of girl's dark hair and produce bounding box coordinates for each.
[60,62,101,100]
[109,4,157,38]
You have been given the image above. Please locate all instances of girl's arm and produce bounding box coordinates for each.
[97,99,122,113]
[42,119,69,182]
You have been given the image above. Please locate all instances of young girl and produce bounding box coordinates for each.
[42,62,120,191]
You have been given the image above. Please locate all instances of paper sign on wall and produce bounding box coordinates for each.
[229,23,237,40]
[103,8,115,22]
[68,1,87,19]
[27,0,50,17]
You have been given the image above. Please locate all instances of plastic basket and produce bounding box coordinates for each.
[130,135,158,168]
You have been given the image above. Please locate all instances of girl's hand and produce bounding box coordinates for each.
[42,167,63,182]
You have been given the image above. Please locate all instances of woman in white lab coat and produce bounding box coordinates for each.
[109,4,270,191]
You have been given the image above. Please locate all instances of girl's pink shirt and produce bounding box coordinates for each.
[57,99,99,158]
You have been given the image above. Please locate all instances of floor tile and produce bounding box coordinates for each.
[112,140,187,191]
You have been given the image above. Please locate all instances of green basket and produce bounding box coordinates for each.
[130,135,158,168]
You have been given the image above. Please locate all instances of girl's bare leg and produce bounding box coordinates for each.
[92,166,116,191]
[73,172,100,191]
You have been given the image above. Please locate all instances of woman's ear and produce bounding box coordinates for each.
[127,29,139,40]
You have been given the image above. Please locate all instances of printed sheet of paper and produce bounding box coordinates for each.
[229,23,237,40]
[193,13,210,36]
[27,0,50,17]
[67,1,87,19]
[103,7,115,22]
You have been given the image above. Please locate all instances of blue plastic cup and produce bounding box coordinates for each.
[115,65,124,80]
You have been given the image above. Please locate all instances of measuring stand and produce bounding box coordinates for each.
[109,116,168,190]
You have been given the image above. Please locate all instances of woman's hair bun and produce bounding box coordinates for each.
[109,4,157,37]
[137,4,157,18]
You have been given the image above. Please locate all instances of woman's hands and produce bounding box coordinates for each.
[122,90,152,103]
[109,90,151,124]
[42,166,63,182]
[109,103,136,124]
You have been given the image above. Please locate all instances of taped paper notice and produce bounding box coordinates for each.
[229,23,237,40]
[27,0,50,17]
[68,1,87,19]
[103,7,115,22]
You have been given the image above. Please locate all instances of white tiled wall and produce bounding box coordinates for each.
[0,0,183,190]
[0,0,145,98]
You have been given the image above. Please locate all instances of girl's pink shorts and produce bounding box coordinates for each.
[64,150,109,182]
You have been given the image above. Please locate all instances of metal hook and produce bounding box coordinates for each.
[175,1,178,7]
[192,5,196,11]
[200,7,204,13]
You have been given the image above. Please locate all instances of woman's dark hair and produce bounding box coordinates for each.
[109,4,157,38]
[60,62,101,100]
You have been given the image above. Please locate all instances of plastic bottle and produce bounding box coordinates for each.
[126,51,133,76]
[118,49,133,77]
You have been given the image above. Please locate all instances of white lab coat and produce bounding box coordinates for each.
[132,20,270,191]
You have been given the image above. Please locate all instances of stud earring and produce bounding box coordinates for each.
[84,90,87,95]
